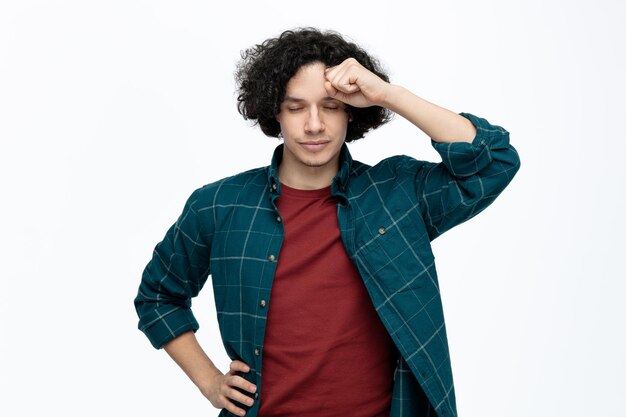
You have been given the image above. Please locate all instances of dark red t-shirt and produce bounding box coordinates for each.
[258,183,396,417]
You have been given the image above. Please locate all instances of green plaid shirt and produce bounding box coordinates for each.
[135,112,521,417]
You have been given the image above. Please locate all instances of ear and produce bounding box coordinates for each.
[345,107,353,122]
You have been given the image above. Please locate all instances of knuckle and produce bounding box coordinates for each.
[220,377,232,392]
[225,375,237,387]
[223,401,241,414]
[230,375,242,386]
[228,405,244,416]
[227,388,246,403]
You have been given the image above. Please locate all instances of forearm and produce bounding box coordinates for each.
[381,84,476,143]
[163,330,222,393]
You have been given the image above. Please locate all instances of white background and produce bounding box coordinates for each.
[1,0,625,415]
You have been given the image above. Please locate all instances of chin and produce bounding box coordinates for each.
[284,141,341,169]
[301,156,331,168]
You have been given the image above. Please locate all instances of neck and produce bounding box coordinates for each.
[277,160,339,190]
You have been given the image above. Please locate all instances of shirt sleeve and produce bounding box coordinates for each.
[413,112,521,240]
[134,186,214,349]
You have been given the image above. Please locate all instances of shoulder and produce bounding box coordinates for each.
[351,155,429,181]
[188,166,269,207]
[345,155,432,203]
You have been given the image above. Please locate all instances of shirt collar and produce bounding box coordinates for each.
[267,143,352,203]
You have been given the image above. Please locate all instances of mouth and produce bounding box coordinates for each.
[300,140,330,153]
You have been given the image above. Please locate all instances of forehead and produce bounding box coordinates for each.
[283,62,328,98]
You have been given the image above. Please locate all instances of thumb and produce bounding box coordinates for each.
[324,80,338,97]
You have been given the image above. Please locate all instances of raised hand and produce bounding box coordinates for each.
[323,57,391,108]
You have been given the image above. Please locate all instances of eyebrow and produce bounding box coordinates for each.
[283,96,338,103]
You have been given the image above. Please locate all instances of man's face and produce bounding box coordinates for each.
[276,62,349,177]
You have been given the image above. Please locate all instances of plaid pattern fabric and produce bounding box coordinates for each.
[135,112,521,417]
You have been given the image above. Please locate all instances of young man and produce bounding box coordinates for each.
[134,28,520,417]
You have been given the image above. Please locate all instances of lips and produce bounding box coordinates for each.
[300,141,330,152]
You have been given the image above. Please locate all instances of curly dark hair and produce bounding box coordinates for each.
[235,27,393,142]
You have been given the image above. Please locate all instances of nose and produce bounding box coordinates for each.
[304,107,325,134]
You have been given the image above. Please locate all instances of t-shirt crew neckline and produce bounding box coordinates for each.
[278,182,332,199]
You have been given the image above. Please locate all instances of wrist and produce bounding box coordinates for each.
[198,367,223,396]
[379,84,407,110]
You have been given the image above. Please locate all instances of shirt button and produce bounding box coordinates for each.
[272,183,277,191]
[378,227,386,235]
[254,392,259,399]
[276,216,281,223]
[268,254,276,262]
[254,348,261,356]
[260,299,267,308]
